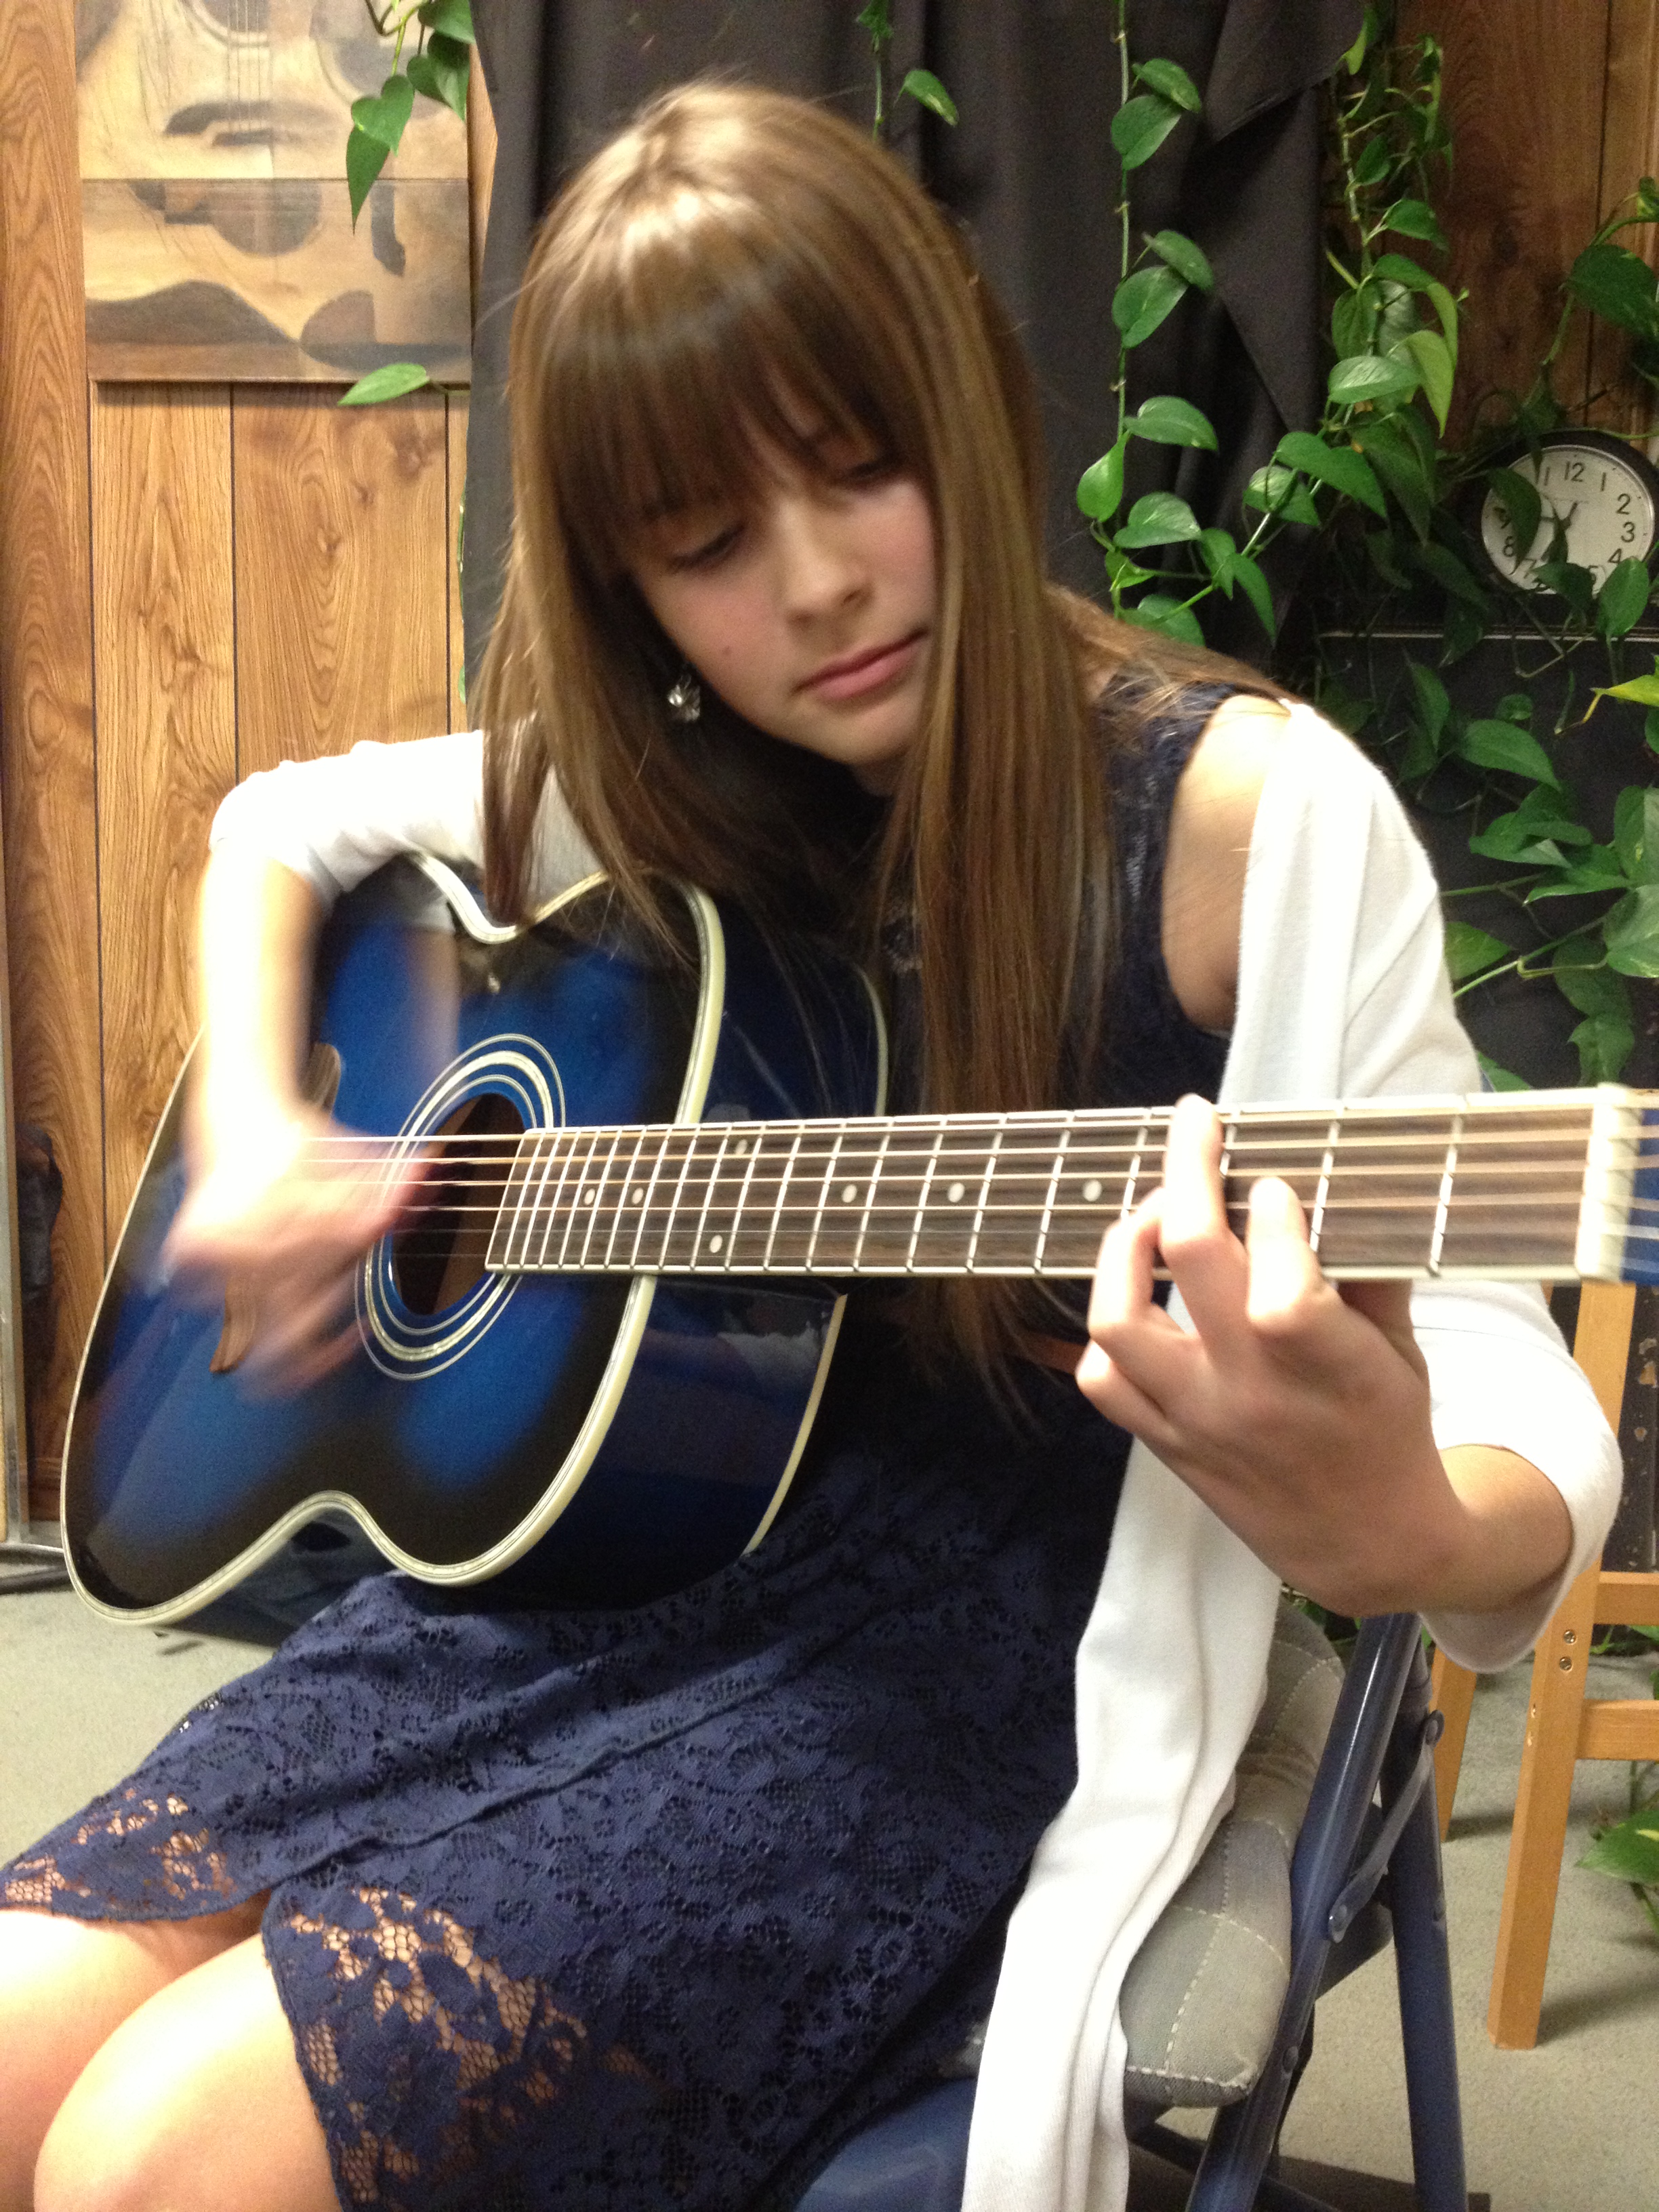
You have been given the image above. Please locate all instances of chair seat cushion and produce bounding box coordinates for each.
[939,1600,1342,2111]
[1118,1601,1342,2107]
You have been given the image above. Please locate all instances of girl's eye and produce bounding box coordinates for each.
[840,451,899,487]
[665,521,742,572]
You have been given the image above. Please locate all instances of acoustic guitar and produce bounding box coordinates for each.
[63,856,1659,1626]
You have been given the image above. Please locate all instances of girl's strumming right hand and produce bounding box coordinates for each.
[163,1099,425,1387]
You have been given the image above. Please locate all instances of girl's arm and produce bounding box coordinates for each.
[165,851,422,1382]
[1080,1094,1572,1619]
[1082,693,1608,1626]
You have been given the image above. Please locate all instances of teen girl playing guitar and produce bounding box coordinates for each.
[0,84,1617,2212]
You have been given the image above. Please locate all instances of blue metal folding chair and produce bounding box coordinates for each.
[797,1612,1466,2212]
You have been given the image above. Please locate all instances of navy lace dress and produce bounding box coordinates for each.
[3,693,1231,2212]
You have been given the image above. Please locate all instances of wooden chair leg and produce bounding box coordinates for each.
[1487,1561,1599,2047]
[1428,1649,1477,1839]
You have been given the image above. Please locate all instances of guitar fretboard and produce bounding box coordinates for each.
[479,1090,1650,1283]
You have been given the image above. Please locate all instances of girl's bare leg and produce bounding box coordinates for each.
[0,1898,298,2212]
[31,1929,339,2212]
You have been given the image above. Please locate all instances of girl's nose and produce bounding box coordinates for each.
[773,492,868,617]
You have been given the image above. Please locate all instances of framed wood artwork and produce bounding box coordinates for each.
[76,0,470,384]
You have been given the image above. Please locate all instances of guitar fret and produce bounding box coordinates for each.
[576,1128,623,1266]
[724,1127,764,1270]
[804,1126,848,1270]
[1429,1111,1462,1273]
[763,1128,805,1271]
[1308,1113,1341,1255]
[1120,1113,1155,1222]
[689,1126,734,1265]
[1033,1120,1072,1273]
[626,1130,671,1269]
[657,1130,702,1269]
[501,1130,544,1269]
[552,1128,600,1267]
[603,1128,649,1267]
[491,1132,540,1271]
[853,1125,893,1269]
[905,1123,947,1272]
[965,1119,1008,1272]
[523,1130,569,1269]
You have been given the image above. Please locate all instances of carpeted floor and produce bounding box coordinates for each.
[1,1559,1654,2210]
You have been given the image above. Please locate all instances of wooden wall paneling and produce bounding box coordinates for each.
[1593,0,1659,432]
[91,386,236,1248]
[1401,0,1612,439]
[232,388,451,778]
[447,392,470,730]
[0,0,103,1520]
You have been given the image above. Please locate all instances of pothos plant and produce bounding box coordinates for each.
[1577,1636,1659,1940]
[337,0,476,411]
[1081,0,1659,1089]
[335,0,958,414]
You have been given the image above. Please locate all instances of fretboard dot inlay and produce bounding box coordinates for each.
[629,1187,643,1204]
[582,1189,596,1206]
[947,1181,965,1203]
[709,1233,724,1253]
[840,1182,858,1204]
[1084,1179,1102,1202]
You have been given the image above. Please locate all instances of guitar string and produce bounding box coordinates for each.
[288,1132,1654,1176]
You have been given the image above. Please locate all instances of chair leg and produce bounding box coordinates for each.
[1486,1559,1599,2048]
[1385,1644,1468,2212]
[1428,1648,1476,1840]
[1182,1617,1420,2212]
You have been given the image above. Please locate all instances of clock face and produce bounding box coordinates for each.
[1480,441,1657,593]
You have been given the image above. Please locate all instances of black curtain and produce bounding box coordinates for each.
[464,0,1362,682]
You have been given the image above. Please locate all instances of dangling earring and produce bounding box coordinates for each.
[666,665,702,724]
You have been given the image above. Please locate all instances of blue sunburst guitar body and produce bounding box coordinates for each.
[65,861,884,1624]
[64,855,1659,1628]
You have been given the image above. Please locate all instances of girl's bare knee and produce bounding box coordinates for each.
[33,1933,336,2212]
[0,1907,256,2212]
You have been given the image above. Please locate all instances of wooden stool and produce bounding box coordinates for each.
[1428,1282,1659,2048]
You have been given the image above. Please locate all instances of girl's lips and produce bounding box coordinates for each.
[802,630,925,702]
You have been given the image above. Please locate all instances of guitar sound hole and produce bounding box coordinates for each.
[392,1092,525,1315]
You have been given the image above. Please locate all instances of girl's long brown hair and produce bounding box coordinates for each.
[475,82,1267,1383]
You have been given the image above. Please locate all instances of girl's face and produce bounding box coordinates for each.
[626,431,937,794]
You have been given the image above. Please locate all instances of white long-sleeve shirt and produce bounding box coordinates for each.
[211,703,1620,2212]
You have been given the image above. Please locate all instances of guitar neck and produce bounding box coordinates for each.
[482,1086,1659,1286]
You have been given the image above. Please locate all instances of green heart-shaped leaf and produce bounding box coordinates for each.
[1457,718,1558,783]
[1113,491,1203,550]
[1597,556,1653,639]
[418,0,474,37]
[1275,430,1387,517]
[346,125,391,226]
[1328,353,1419,409]
[1605,885,1659,977]
[1132,58,1202,111]
[1111,264,1187,349]
[340,362,434,407]
[1076,441,1126,522]
[352,72,416,151]
[901,68,958,124]
[1119,593,1204,646]
[1145,230,1214,293]
[1443,921,1511,982]
[1124,394,1218,450]
[1111,93,1183,171]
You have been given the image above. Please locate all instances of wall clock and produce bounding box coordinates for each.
[1478,430,1659,594]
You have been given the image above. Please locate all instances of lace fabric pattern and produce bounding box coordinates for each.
[7,1404,1124,2211]
[2,697,1232,2210]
